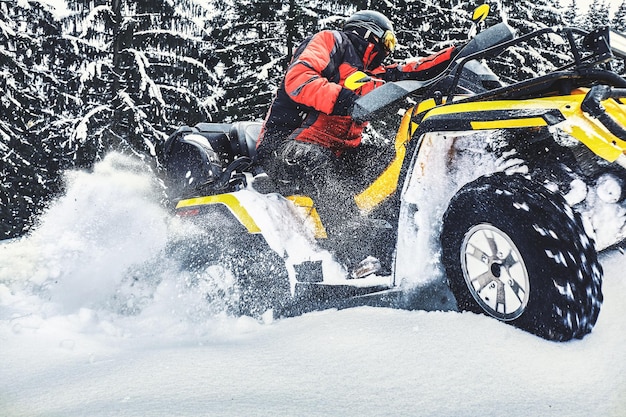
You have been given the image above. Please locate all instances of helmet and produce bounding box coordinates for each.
[343,10,397,54]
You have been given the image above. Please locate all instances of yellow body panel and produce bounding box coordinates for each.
[355,107,417,213]
[559,98,626,162]
[176,194,261,233]
[420,92,626,162]
[471,117,548,130]
[176,193,328,238]
[286,195,328,238]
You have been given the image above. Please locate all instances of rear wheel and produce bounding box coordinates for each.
[169,208,292,319]
[441,172,603,341]
[224,237,292,318]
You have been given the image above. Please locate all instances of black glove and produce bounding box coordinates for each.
[331,88,359,116]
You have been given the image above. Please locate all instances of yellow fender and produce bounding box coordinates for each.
[418,91,626,163]
[176,194,261,233]
[286,195,327,238]
[354,106,419,213]
[176,193,328,238]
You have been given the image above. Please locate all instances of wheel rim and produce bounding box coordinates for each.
[460,224,530,321]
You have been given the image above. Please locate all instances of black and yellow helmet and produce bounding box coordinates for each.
[343,10,397,53]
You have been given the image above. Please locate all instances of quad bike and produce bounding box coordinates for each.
[160,10,626,341]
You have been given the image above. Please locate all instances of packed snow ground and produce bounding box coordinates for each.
[1,153,625,417]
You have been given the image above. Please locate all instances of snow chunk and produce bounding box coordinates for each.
[564,179,588,206]
[545,249,568,267]
[513,201,530,211]
[533,224,558,240]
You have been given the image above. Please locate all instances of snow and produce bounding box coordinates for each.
[579,0,621,17]
[24,0,72,19]
[1,153,626,416]
[71,105,110,144]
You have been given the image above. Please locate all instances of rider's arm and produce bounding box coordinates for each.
[284,31,358,116]
[383,46,457,82]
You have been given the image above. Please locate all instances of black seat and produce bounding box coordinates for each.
[230,121,262,160]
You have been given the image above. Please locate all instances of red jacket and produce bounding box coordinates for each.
[258,30,455,155]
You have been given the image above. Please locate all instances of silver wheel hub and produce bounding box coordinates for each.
[460,224,530,321]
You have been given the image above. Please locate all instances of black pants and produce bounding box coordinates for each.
[257,139,385,267]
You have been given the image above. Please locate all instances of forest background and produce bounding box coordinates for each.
[2,0,626,239]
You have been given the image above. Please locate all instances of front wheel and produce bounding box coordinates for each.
[441,172,603,341]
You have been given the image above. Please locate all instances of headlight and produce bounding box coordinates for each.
[181,133,224,182]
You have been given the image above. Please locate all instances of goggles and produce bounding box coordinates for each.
[381,29,397,53]
[347,20,397,54]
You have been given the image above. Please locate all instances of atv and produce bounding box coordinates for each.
[160,9,626,341]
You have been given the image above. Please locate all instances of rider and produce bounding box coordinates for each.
[255,10,457,276]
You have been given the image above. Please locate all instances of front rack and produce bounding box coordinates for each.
[442,26,622,103]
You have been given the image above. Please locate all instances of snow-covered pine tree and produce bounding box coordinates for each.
[61,0,221,163]
[0,0,70,238]
[613,0,626,32]
[210,0,287,122]
[611,0,626,74]
[582,0,610,29]
[600,1,611,26]
[388,0,471,59]
[2,0,226,238]
[563,0,580,27]
[282,0,389,63]
[491,0,565,83]
[284,0,348,61]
